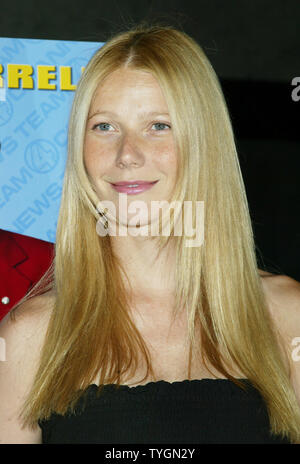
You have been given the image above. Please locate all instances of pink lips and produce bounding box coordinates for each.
[110,180,158,195]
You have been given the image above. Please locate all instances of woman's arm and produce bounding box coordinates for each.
[261,273,300,405]
[0,293,53,443]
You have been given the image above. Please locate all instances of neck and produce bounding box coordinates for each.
[110,233,176,297]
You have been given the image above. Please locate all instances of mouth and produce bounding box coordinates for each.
[110,180,159,195]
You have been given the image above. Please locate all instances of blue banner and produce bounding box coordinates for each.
[0,37,103,242]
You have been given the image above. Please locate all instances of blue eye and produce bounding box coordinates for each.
[93,123,112,131]
[152,123,171,131]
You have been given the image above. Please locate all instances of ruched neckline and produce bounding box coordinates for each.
[88,377,248,388]
[82,378,253,398]
[39,377,291,444]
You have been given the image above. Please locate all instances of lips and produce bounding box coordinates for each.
[110,180,158,195]
[112,180,158,186]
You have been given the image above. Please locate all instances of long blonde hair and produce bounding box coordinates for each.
[12,22,300,442]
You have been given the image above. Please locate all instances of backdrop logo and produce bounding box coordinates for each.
[0,99,13,126]
[24,139,59,173]
[0,37,102,242]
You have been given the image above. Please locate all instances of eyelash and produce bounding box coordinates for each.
[92,122,171,132]
[151,122,171,131]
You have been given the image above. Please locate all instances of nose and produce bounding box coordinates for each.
[116,132,144,168]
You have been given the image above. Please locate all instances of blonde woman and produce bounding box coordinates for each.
[1,23,300,444]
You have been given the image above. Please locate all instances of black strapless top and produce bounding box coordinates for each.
[38,379,291,444]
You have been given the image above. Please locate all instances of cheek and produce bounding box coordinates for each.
[154,145,177,177]
[83,137,108,178]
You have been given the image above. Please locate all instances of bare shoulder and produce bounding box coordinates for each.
[0,289,55,378]
[259,270,300,340]
[0,290,55,443]
[259,269,300,402]
[0,290,55,345]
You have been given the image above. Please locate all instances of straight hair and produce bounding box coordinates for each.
[11,22,300,443]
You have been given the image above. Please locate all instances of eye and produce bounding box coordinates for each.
[92,123,114,131]
[151,122,171,131]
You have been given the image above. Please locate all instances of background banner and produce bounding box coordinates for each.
[0,37,103,243]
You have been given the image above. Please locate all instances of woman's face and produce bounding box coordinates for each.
[84,67,177,230]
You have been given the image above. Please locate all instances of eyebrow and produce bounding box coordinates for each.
[87,110,170,120]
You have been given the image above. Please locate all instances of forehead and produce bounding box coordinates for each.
[90,68,166,107]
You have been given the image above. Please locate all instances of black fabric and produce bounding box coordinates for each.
[38,379,291,444]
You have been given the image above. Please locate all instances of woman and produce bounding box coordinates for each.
[1,23,300,444]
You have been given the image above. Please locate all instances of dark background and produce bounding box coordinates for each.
[1,0,299,280]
